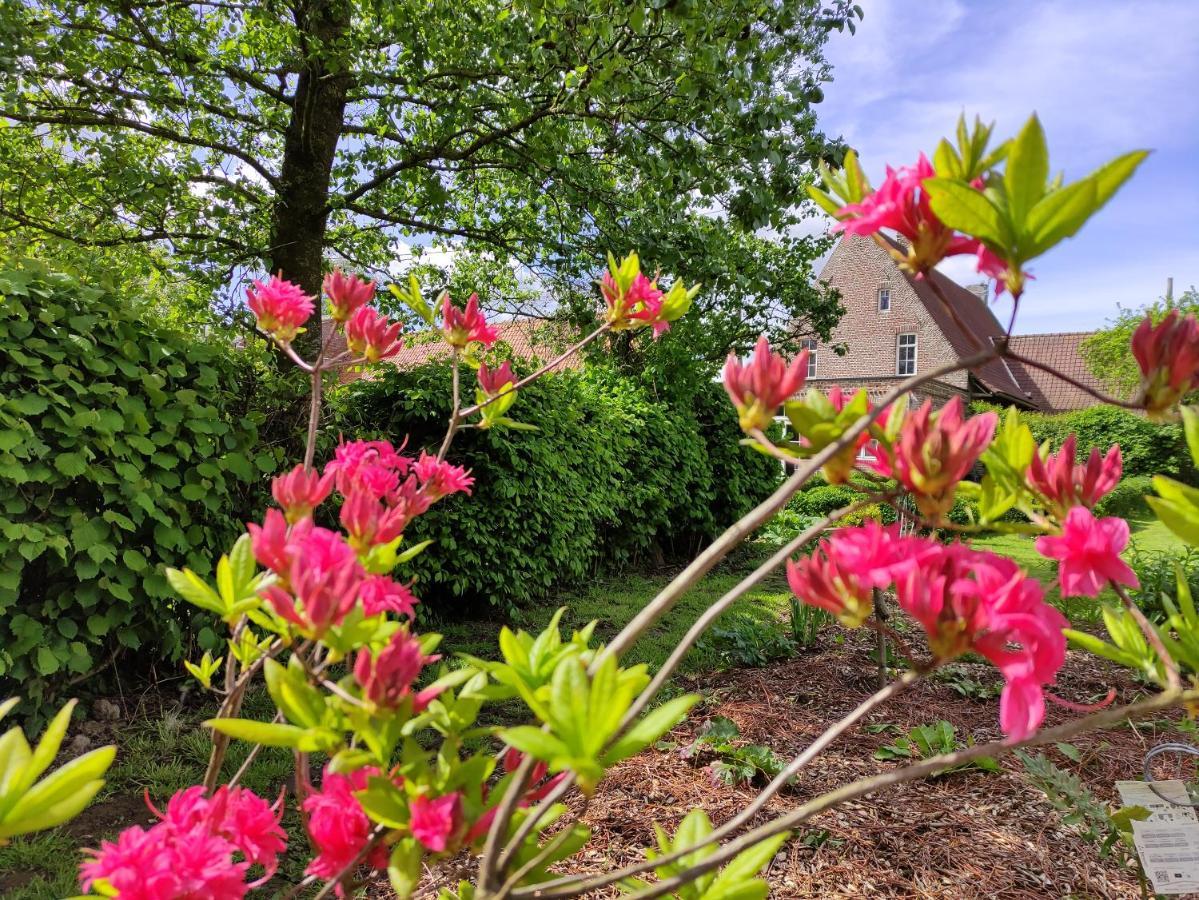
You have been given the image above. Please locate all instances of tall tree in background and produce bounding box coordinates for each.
[0,0,858,354]
[1081,287,1199,396]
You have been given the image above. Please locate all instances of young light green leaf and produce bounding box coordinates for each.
[924,178,1010,247]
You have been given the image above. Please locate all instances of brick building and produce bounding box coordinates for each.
[811,234,1107,413]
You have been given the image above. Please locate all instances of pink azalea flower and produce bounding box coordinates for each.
[324,438,410,500]
[896,542,1067,740]
[972,242,1032,299]
[723,336,809,433]
[409,793,463,853]
[441,292,498,349]
[1035,506,1140,598]
[353,629,442,710]
[346,306,403,362]
[323,269,375,323]
[477,360,516,397]
[81,825,187,900]
[339,489,411,549]
[261,526,365,636]
[833,154,978,275]
[872,397,996,523]
[601,269,672,337]
[247,507,301,575]
[272,464,335,523]
[304,766,389,882]
[152,785,287,882]
[359,574,418,619]
[246,275,314,344]
[1026,435,1122,520]
[413,452,474,502]
[1132,310,1199,419]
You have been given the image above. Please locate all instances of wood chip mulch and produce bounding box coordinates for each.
[394,631,1182,899]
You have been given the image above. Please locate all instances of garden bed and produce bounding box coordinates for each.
[406,629,1170,899]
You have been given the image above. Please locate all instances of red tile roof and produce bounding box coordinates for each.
[1004,331,1113,413]
[324,318,582,382]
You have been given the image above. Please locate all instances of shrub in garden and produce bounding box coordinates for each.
[0,264,274,702]
[22,115,1199,900]
[331,364,775,609]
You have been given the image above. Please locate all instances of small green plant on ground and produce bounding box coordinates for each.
[789,597,831,649]
[931,664,1003,700]
[873,721,999,775]
[679,717,790,787]
[1017,751,1148,880]
[696,614,796,668]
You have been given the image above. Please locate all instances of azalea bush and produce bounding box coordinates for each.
[15,113,1199,899]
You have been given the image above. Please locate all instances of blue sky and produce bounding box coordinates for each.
[813,0,1199,334]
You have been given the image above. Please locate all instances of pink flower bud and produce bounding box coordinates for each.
[476,360,516,397]
[323,269,375,323]
[260,526,364,637]
[339,489,411,549]
[723,336,808,433]
[872,397,995,523]
[441,292,498,349]
[1035,506,1140,598]
[1131,311,1199,420]
[246,275,314,344]
[271,465,335,523]
[345,306,402,362]
[1026,435,1122,520]
[353,629,441,710]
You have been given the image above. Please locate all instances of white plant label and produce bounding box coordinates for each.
[1117,780,1199,824]
[1132,820,1199,895]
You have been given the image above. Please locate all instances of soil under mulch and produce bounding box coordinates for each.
[397,632,1179,899]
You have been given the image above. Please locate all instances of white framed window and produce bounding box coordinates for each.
[801,338,817,378]
[896,333,917,375]
[857,438,880,461]
[878,287,891,311]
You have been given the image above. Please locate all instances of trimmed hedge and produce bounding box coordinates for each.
[0,264,279,701]
[330,363,780,610]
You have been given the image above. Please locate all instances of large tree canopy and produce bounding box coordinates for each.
[0,0,857,355]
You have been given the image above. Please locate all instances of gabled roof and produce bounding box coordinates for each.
[324,318,580,382]
[876,235,1038,405]
[1005,331,1113,413]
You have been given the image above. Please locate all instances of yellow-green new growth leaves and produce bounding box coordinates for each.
[166,533,269,623]
[389,274,435,325]
[0,698,115,842]
[621,808,789,900]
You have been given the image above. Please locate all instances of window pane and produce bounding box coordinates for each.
[878,288,890,310]
[897,334,916,375]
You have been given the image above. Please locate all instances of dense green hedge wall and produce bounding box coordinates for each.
[0,264,280,701]
[330,363,780,610]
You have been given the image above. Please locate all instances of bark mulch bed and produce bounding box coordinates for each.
[406,631,1181,899]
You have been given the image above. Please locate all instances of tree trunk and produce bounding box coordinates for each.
[269,0,353,357]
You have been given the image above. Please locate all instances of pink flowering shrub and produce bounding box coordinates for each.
[57,116,1199,900]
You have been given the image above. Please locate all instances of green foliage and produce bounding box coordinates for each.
[331,363,778,609]
[1080,288,1199,396]
[0,263,268,702]
[1017,751,1146,871]
[680,717,789,788]
[788,597,831,649]
[0,698,115,841]
[622,807,789,900]
[872,721,999,776]
[697,616,796,669]
[1124,544,1199,620]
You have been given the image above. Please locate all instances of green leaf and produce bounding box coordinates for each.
[603,694,700,765]
[1004,114,1048,223]
[53,453,88,477]
[924,178,1010,247]
[500,727,570,763]
[205,717,334,751]
[388,838,424,898]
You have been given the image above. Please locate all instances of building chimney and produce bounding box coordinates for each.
[965,282,989,303]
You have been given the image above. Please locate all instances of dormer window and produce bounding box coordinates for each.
[878,287,891,311]
[801,338,817,378]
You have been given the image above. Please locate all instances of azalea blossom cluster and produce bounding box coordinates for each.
[787,522,1067,740]
[1133,310,1199,420]
[600,251,697,338]
[81,786,286,898]
[250,440,472,637]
